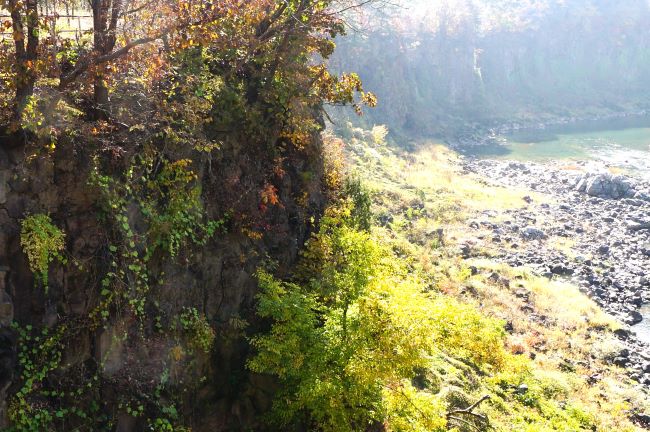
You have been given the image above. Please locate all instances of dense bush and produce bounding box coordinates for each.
[249,185,510,430]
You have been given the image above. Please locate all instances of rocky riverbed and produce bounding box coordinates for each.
[463,158,650,385]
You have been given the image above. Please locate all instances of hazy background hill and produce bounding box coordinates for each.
[330,0,650,139]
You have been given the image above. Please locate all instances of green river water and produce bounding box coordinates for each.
[466,116,650,179]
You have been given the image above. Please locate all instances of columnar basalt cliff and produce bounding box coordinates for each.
[0,0,383,427]
[0,127,326,430]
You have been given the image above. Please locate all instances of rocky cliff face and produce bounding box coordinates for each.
[0,127,326,430]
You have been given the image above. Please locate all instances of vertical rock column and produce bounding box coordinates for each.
[0,267,14,428]
[0,145,16,427]
[0,268,13,326]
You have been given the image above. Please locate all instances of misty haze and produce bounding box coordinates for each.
[0,0,649,431]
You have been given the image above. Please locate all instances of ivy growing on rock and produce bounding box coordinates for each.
[19,214,66,291]
[178,307,215,355]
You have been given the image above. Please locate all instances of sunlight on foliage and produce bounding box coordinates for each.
[20,214,66,290]
[249,187,514,430]
[307,135,650,431]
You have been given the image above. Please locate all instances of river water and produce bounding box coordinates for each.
[466,116,650,180]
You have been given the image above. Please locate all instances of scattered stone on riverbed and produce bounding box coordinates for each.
[628,310,644,325]
[633,413,650,427]
[463,157,650,387]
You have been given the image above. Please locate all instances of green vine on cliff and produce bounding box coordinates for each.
[89,154,226,321]
[7,323,67,432]
[139,158,225,258]
[20,214,66,291]
[89,167,151,321]
[179,307,215,354]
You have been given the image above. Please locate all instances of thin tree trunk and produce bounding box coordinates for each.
[92,0,109,120]
[92,0,121,120]
[9,0,39,120]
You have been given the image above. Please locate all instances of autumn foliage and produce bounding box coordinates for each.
[0,0,376,134]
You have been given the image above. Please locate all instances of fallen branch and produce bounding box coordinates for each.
[446,395,491,430]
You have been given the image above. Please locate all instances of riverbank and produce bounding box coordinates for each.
[464,158,650,384]
[340,130,650,430]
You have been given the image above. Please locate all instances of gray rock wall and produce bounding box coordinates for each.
[0,132,325,430]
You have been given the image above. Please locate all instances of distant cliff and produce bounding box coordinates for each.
[330,0,650,138]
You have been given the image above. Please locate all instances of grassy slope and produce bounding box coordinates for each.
[334,130,650,431]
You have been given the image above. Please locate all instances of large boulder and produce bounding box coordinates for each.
[575,172,637,199]
[521,226,546,240]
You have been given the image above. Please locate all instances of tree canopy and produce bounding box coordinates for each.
[0,0,377,134]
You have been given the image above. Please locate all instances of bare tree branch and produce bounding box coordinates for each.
[447,394,491,418]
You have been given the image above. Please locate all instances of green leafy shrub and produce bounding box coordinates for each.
[249,196,510,431]
[141,159,224,258]
[370,124,389,146]
[20,214,66,290]
[179,308,215,354]
[342,176,373,231]
[249,223,439,429]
